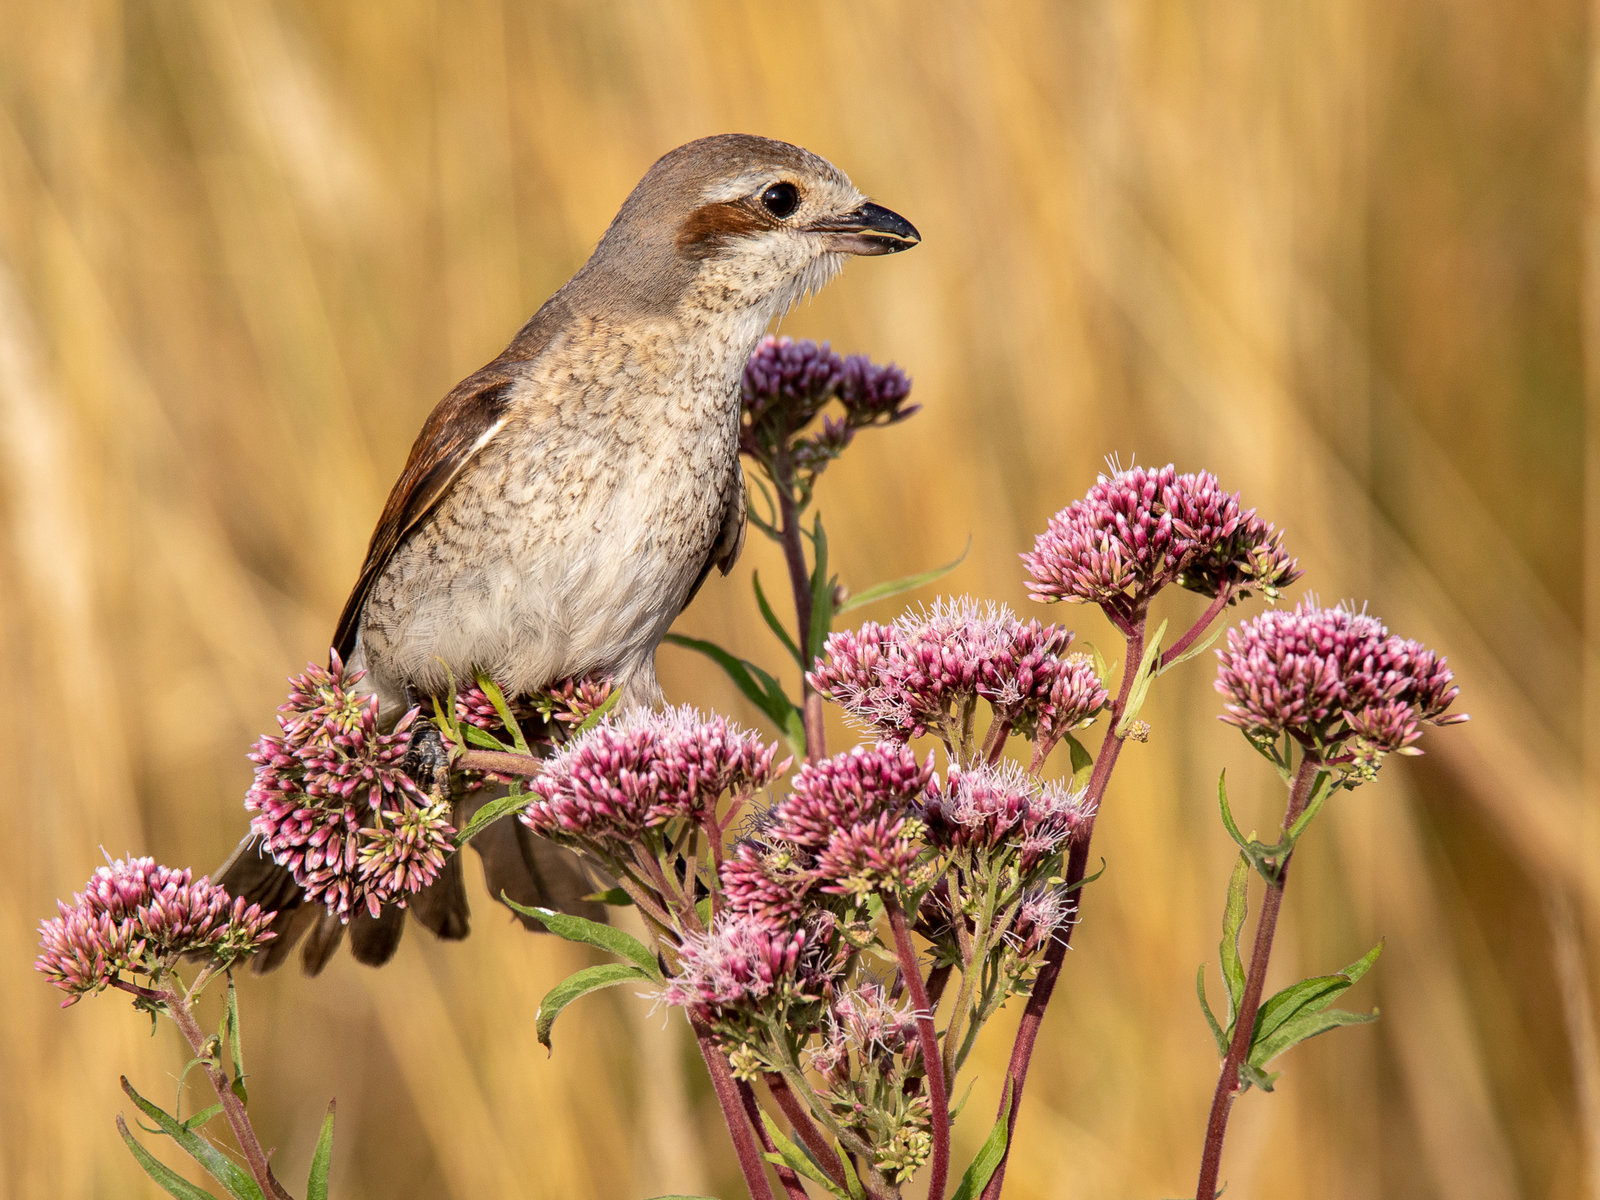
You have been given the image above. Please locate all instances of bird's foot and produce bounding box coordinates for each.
[402,715,452,795]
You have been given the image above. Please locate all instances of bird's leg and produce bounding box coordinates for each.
[401,685,451,794]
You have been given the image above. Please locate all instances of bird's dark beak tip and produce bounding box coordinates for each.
[853,201,920,254]
[816,201,920,255]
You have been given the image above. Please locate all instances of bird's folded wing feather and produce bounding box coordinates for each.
[333,366,517,660]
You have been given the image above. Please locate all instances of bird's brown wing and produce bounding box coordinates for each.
[333,366,517,660]
[680,462,748,612]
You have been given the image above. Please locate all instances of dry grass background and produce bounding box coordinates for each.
[1,2,1595,1197]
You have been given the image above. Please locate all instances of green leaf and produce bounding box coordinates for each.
[116,1116,225,1200]
[306,1100,336,1200]
[663,633,806,756]
[839,1148,866,1200]
[180,1102,225,1132]
[1219,853,1250,1028]
[537,962,651,1050]
[806,514,834,666]
[752,571,805,667]
[461,723,514,751]
[503,897,661,979]
[583,886,634,907]
[949,1080,1014,1200]
[1159,619,1227,672]
[1197,966,1229,1057]
[120,1077,265,1200]
[1062,732,1095,789]
[1249,942,1383,1069]
[1114,619,1167,737]
[835,539,971,614]
[759,1112,847,1197]
[474,674,531,755]
[1238,1059,1280,1094]
[570,687,623,737]
[454,788,533,848]
[223,976,248,1108]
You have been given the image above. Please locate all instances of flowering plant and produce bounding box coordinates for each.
[40,335,1463,1200]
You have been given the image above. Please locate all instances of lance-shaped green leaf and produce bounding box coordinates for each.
[120,1077,265,1200]
[223,976,248,1108]
[1197,967,1229,1058]
[1218,769,1334,884]
[1061,732,1095,789]
[306,1101,336,1200]
[838,1149,866,1200]
[806,514,836,667]
[949,1080,1013,1200]
[503,896,661,979]
[537,962,653,1050]
[835,539,971,615]
[570,687,623,737]
[759,1111,848,1197]
[455,787,533,848]
[116,1115,226,1200]
[752,571,805,667]
[1248,942,1383,1075]
[474,673,532,755]
[663,633,806,757]
[1218,852,1250,1030]
[1114,619,1167,737]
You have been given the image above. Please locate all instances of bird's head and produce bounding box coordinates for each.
[575,134,919,326]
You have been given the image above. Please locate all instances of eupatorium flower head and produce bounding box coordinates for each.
[923,762,1094,871]
[662,913,812,1024]
[522,707,785,847]
[771,744,931,849]
[1215,602,1464,765]
[245,655,451,922]
[36,857,275,1005]
[741,336,916,483]
[809,598,1107,745]
[1023,464,1300,628]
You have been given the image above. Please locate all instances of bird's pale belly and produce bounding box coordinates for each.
[357,428,735,716]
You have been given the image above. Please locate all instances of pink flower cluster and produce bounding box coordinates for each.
[1023,464,1300,630]
[809,598,1108,746]
[661,913,812,1024]
[522,707,785,847]
[245,656,454,923]
[811,980,923,1084]
[740,336,917,484]
[771,744,933,897]
[36,857,275,1005]
[923,761,1095,872]
[1215,602,1464,762]
[455,675,614,735]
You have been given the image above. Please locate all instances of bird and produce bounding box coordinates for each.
[217,134,919,974]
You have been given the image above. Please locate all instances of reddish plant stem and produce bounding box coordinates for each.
[1194,755,1320,1199]
[1159,587,1235,671]
[887,897,949,1200]
[144,978,295,1200]
[774,454,826,761]
[765,1073,849,1189]
[979,617,1147,1200]
[741,1079,808,1200]
[694,1020,777,1200]
[455,747,541,777]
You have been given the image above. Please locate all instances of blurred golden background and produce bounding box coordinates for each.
[2,2,1594,1197]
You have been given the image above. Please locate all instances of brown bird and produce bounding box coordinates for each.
[219,134,919,973]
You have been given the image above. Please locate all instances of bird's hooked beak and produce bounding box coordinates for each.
[809,201,921,256]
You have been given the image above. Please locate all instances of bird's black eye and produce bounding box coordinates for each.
[760,181,800,219]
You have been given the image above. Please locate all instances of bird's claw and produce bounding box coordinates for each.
[403,723,452,795]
